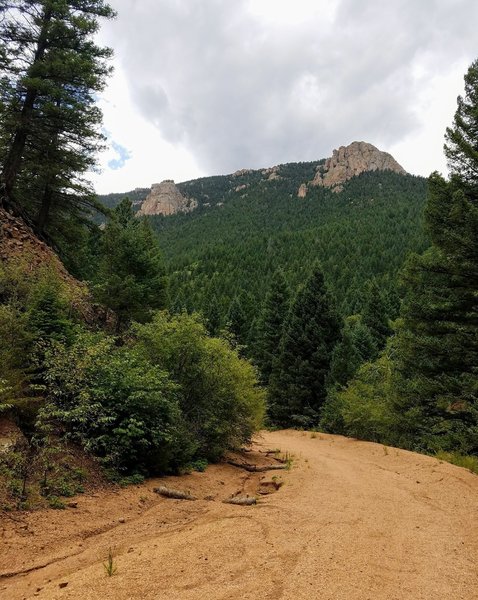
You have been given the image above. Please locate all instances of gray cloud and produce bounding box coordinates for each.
[104,0,478,174]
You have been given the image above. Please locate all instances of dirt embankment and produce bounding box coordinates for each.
[1,431,478,600]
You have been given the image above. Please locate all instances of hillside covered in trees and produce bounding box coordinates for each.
[151,168,428,321]
[0,0,477,514]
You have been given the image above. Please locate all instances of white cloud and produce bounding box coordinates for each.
[90,67,203,194]
[89,0,478,192]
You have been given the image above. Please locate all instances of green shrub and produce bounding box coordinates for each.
[134,312,265,461]
[40,332,193,474]
[48,495,66,509]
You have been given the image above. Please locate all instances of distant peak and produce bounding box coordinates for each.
[310,141,406,192]
[137,180,197,217]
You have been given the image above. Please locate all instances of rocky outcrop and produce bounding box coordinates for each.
[297,183,308,198]
[136,180,197,217]
[0,208,97,323]
[0,417,24,452]
[311,141,406,192]
[1,208,75,281]
[261,166,281,181]
[232,168,253,178]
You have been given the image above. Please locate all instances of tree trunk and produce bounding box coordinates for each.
[0,6,53,208]
[36,180,54,233]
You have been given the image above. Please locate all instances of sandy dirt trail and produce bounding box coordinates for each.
[1,430,478,600]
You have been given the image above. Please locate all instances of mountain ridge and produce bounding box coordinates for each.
[98,141,407,216]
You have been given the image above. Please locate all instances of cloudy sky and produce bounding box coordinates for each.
[90,0,478,194]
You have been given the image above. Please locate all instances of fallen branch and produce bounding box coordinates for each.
[226,460,286,473]
[153,486,197,500]
[223,496,257,506]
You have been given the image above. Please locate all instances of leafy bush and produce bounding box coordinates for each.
[40,332,193,474]
[134,312,266,461]
[321,341,409,447]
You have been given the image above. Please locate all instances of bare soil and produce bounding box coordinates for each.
[1,430,477,600]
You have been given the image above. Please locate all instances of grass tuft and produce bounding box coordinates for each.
[435,452,478,475]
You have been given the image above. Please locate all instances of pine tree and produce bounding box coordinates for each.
[444,58,478,195]
[361,279,392,357]
[329,321,362,388]
[395,58,478,454]
[95,200,168,333]
[269,265,340,428]
[205,294,222,336]
[28,282,73,344]
[226,295,249,346]
[255,269,290,385]
[350,318,378,363]
[0,0,115,240]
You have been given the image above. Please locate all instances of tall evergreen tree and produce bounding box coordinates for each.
[95,199,168,333]
[226,294,249,346]
[255,269,290,385]
[395,58,478,453]
[204,294,222,336]
[269,265,340,428]
[444,58,478,195]
[361,279,392,357]
[0,0,115,240]
[328,320,362,388]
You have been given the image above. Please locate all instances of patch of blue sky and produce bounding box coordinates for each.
[108,141,132,170]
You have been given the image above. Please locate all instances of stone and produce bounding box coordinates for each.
[297,183,308,198]
[136,180,197,217]
[311,141,406,191]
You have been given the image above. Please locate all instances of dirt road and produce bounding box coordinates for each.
[1,430,477,599]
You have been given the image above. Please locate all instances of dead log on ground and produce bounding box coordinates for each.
[153,486,197,500]
[226,460,286,473]
[223,496,257,506]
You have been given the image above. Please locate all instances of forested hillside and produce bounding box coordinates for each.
[150,169,428,323]
[1,0,476,516]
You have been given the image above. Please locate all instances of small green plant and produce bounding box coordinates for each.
[105,469,145,487]
[48,495,66,509]
[282,451,293,470]
[435,451,478,475]
[103,547,117,577]
[118,473,145,487]
[71,467,87,483]
[382,445,389,456]
[190,458,208,472]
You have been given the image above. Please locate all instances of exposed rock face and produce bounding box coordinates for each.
[232,168,253,178]
[0,208,97,323]
[261,166,281,181]
[311,141,406,191]
[297,183,308,198]
[137,180,197,217]
[0,417,24,453]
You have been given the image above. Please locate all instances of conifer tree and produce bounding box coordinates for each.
[329,321,362,388]
[95,200,168,333]
[28,282,73,345]
[226,295,249,346]
[444,58,478,195]
[396,58,478,453]
[361,279,392,357]
[205,294,222,336]
[255,269,290,385]
[0,0,115,239]
[268,265,340,427]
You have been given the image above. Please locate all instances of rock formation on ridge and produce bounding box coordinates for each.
[311,141,406,192]
[136,180,197,217]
